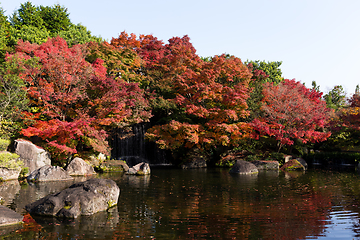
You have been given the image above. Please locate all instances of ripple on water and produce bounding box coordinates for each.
[312,206,360,239]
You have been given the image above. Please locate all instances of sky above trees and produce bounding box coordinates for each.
[2,0,360,95]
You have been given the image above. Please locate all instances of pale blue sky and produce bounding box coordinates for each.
[2,0,360,96]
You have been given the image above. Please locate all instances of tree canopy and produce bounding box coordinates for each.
[251,79,332,151]
[8,37,150,162]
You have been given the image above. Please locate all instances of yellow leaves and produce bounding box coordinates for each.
[342,107,360,116]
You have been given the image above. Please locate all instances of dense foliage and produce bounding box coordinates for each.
[0,1,101,60]
[251,79,332,151]
[0,1,355,166]
[6,37,150,163]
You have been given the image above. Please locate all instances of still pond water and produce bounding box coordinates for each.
[2,167,360,239]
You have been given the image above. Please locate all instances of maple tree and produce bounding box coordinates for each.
[251,79,332,151]
[143,39,253,153]
[329,93,360,149]
[86,40,144,83]
[8,36,150,163]
[110,33,254,158]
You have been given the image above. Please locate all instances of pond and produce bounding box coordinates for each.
[2,167,360,239]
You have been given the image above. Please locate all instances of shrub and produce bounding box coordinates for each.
[0,138,10,151]
[0,152,23,169]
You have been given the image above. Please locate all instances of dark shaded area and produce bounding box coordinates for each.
[110,123,173,166]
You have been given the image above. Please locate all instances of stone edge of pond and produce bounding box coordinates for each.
[0,205,23,227]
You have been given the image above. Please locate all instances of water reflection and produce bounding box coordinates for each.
[0,180,20,206]
[5,176,96,214]
[3,169,360,239]
[30,208,119,239]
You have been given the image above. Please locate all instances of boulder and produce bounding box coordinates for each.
[280,159,305,171]
[229,160,259,175]
[27,165,73,182]
[251,160,279,170]
[14,139,51,175]
[181,159,207,169]
[25,178,120,218]
[122,156,148,167]
[0,205,23,226]
[100,160,129,172]
[295,157,308,170]
[127,162,150,175]
[0,167,21,181]
[66,157,96,176]
[181,149,208,169]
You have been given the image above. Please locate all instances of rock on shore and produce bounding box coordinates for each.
[229,160,259,174]
[25,178,120,218]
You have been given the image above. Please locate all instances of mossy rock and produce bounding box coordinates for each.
[280,159,305,171]
[98,160,129,172]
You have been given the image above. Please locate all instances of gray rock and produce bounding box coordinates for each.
[10,177,95,214]
[127,162,150,175]
[0,167,21,181]
[0,205,23,226]
[181,159,207,169]
[251,160,279,170]
[14,139,51,175]
[27,165,73,182]
[66,157,96,176]
[229,160,259,174]
[25,178,120,218]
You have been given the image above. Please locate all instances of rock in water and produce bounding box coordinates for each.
[251,160,279,170]
[280,159,305,171]
[66,157,96,176]
[25,178,120,218]
[127,162,150,175]
[229,160,259,174]
[27,165,73,182]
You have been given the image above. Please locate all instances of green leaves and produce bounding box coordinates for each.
[323,85,346,111]
[0,55,29,135]
[246,60,284,84]
[58,24,102,47]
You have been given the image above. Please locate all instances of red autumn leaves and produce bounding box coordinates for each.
[10,37,150,161]
[6,33,334,161]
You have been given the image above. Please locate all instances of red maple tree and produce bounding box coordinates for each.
[9,37,151,162]
[251,79,332,151]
